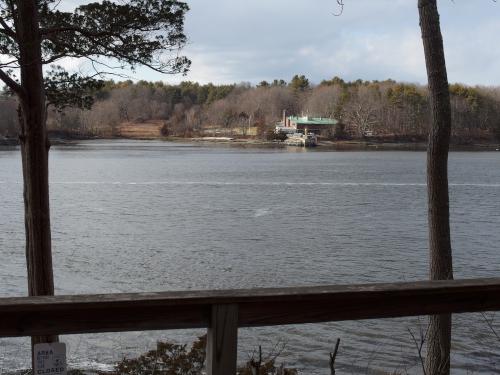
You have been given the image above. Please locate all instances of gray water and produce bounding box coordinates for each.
[1,140,499,374]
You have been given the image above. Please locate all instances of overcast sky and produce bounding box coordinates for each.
[65,0,500,86]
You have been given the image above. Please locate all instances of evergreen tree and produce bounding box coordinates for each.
[0,0,190,364]
[289,74,310,92]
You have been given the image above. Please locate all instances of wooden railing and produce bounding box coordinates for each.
[2,278,500,374]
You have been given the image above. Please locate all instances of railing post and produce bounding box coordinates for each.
[206,303,238,375]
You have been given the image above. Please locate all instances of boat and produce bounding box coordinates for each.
[284,132,317,147]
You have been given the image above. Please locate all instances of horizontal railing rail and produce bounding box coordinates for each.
[2,278,500,337]
[2,278,500,374]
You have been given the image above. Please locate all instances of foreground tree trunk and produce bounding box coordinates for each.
[418,1,454,374]
[16,0,58,359]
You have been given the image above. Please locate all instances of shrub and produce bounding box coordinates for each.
[160,122,170,136]
[104,336,205,375]
[104,336,297,375]
[333,123,349,140]
[266,130,287,141]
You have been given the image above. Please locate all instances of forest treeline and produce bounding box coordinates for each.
[1,75,500,142]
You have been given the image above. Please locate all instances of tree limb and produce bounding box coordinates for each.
[0,16,16,39]
[0,26,15,39]
[42,52,83,65]
[329,338,341,375]
[41,25,162,38]
[333,0,344,16]
[41,25,114,39]
[2,0,18,38]
[42,27,187,74]
[0,67,25,99]
[0,59,19,68]
[0,17,17,41]
[37,0,190,75]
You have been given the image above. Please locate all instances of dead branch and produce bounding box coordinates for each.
[329,338,341,375]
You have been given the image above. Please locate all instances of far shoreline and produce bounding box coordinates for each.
[1,135,499,152]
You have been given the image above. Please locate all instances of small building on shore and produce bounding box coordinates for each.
[277,112,338,136]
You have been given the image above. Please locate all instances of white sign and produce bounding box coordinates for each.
[34,342,67,375]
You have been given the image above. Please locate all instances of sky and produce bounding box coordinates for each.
[64,0,500,86]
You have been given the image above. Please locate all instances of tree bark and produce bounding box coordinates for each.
[16,0,58,363]
[418,1,454,374]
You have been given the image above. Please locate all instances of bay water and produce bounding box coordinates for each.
[1,140,499,374]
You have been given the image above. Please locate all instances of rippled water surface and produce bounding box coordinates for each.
[1,141,499,374]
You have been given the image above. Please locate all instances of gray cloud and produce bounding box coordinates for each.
[62,0,500,85]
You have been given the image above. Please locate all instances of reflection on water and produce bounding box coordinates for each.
[1,140,499,374]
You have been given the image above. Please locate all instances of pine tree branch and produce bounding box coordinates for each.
[41,25,113,38]
[0,67,25,99]
[37,0,190,75]
[0,16,16,39]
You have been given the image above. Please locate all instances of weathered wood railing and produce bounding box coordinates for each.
[1,278,500,374]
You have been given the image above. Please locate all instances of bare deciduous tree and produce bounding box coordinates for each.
[418,1,454,374]
[344,85,381,137]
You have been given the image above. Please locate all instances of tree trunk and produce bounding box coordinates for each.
[16,0,58,363]
[418,1,454,374]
